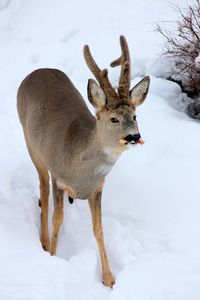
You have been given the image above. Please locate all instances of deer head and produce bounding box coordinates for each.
[84,36,150,152]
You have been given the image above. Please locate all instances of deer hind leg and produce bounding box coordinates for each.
[50,178,64,256]
[38,166,50,252]
[88,189,115,288]
[26,145,50,251]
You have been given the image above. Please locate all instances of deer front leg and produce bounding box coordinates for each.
[88,189,115,288]
[50,178,64,256]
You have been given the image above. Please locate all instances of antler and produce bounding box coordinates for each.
[83,45,121,109]
[110,35,131,102]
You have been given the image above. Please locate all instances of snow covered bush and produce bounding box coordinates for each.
[157,0,200,120]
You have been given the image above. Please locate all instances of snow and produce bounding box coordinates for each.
[195,53,200,68]
[0,0,200,299]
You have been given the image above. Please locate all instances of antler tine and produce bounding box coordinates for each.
[110,36,131,101]
[83,45,118,103]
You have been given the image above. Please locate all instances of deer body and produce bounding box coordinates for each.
[18,68,116,200]
[17,36,150,288]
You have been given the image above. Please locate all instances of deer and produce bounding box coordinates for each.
[17,36,150,288]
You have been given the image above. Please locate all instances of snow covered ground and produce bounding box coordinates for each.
[0,0,200,299]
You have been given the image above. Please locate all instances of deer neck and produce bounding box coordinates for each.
[81,122,122,171]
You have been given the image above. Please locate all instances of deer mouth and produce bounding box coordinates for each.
[119,134,145,146]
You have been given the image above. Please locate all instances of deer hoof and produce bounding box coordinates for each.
[103,273,115,288]
[41,238,50,252]
[38,198,41,207]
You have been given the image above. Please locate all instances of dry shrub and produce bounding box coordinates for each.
[157,0,200,119]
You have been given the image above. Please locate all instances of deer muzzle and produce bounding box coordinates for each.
[119,133,145,145]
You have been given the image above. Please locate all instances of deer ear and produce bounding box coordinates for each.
[87,79,106,109]
[130,76,150,106]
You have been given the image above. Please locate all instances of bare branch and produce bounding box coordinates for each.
[156,0,200,104]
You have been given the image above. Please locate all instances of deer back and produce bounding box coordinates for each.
[17,69,102,191]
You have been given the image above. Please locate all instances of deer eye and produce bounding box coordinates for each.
[133,115,137,121]
[110,117,119,123]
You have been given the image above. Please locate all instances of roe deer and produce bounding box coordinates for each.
[17,36,150,288]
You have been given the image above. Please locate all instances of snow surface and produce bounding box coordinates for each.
[0,0,200,299]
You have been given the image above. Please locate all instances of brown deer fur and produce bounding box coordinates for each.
[17,36,150,288]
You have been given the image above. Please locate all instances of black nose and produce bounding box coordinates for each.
[132,133,141,142]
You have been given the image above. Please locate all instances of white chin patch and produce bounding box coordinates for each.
[127,142,138,149]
